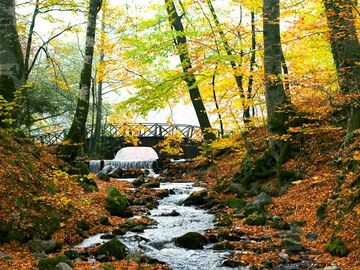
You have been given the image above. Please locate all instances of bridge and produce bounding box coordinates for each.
[31,123,205,159]
[31,123,204,145]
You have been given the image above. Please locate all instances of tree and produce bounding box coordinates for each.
[323,0,360,133]
[66,0,102,154]
[164,0,215,141]
[263,0,291,162]
[0,0,25,103]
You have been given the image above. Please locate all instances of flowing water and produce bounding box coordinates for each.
[89,147,159,173]
[77,182,238,270]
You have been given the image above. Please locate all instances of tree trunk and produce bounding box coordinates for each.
[66,0,102,152]
[24,0,39,81]
[165,0,215,142]
[0,0,25,102]
[263,0,290,161]
[211,65,224,136]
[244,11,256,121]
[93,2,106,154]
[324,0,360,133]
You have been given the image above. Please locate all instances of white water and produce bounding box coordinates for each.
[89,147,159,173]
[77,182,237,269]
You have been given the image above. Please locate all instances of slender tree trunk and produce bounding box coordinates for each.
[244,11,256,121]
[324,0,360,133]
[211,66,224,136]
[165,0,215,142]
[280,48,290,96]
[263,0,290,162]
[24,0,39,81]
[66,0,102,152]
[0,0,25,103]
[207,0,246,118]
[93,3,106,154]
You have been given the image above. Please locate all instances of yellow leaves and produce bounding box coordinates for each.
[155,131,184,155]
[353,151,360,161]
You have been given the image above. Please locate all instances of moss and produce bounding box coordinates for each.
[215,214,233,227]
[270,221,290,230]
[175,232,207,249]
[213,241,235,250]
[325,237,349,257]
[106,187,129,216]
[316,203,328,220]
[142,181,160,188]
[96,238,127,260]
[224,198,246,210]
[38,255,72,270]
[244,213,267,226]
[183,190,207,206]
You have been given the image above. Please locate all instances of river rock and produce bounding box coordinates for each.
[38,255,72,270]
[244,213,267,226]
[183,190,207,206]
[0,252,11,260]
[246,192,272,209]
[281,239,304,252]
[97,165,114,180]
[125,252,149,263]
[28,239,62,253]
[160,210,180,217]
[132,175,145,187]
[278,252,289,262]
[142,181,160,188]
[213,241,235,250]
[305,232,318,241]
[64,250,79,260]
[174,232,207,249]
[56,262,73,270]
[106,187,129,216]
[96,238,127,260]
[222,259,243,268]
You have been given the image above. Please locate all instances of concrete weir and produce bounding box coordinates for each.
[89,146,159,173]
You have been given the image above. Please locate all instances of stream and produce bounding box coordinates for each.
[77,181,238,270]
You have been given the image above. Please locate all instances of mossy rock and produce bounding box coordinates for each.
[106,188,129,217]
[215,214,233,227]
[244,213,267,226]
[28,240,61,253]
[96,238,127,260]
[281,239,304,252]
[38,255,72,270]
[213,240,235,250]
[326,237,349,257]
[174,232,207,249]
[270,221,290,230]
[132,175,145,187]
[183,190,207,206]
[224,198,246,210]
[142,181,160,188]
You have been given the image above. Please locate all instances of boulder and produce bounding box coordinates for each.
[270,220,290,230]
[56,262,72,270]
[244,213,267,226]
[142,181,160,188]
[28,240,62,254]
[38,255,72,270]
[132,175,145,187]
[106,188,129,217]
[160,210,180,217]
[281,239,304,252]
[222,259,243,268]
[213,241,235,250]
[63,250,79,260]
[183,190,207,206]
[215,215,233,227]
[174,232,207,249]
[246,192,272,208]
[96,238,127,260]
[125,252,149,263]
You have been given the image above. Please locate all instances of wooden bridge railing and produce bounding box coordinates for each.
[31,123,204,146]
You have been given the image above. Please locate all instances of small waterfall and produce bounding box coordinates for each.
[103,160,155,170]
[89,160,101,173]
[89,147,159,173]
